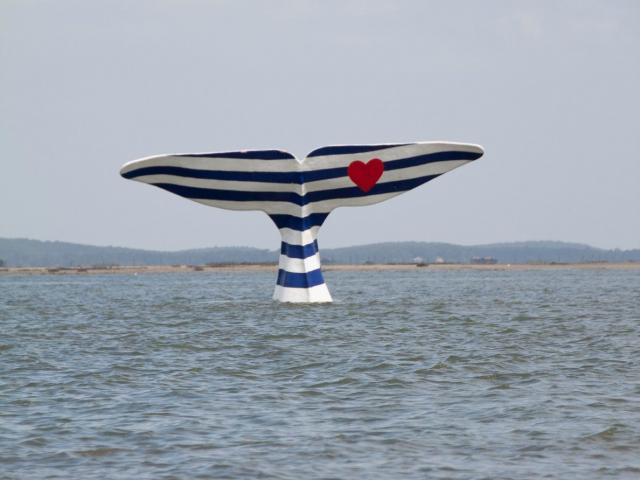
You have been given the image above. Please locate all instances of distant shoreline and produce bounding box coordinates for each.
[3,238,639,268]
[1,262,638,276]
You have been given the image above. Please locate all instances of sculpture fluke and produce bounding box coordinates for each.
[121,142,483,303]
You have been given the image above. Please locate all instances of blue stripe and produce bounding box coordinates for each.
[151,174,440,206]
[269,213,329,231]
[277,268,325,288]
[306,144,406,157]
[123,150,481,184]
[178,150,295,160]
[281,240,318,259]
[122,166,301,183]
[304,174,439,203]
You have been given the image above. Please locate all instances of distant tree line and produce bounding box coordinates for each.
[1,238,639,268]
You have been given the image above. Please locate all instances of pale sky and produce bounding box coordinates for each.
[1,0,639,250]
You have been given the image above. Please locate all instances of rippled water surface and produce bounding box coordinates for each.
[1,269,639,479]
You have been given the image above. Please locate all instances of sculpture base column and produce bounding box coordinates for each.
[273,236,332,303]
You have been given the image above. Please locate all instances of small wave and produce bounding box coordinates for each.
[261,333,308,340]
[75,447,126,457]
[19,436,47,447]
[308,376,358,388]
[349,362,394,373]
[583,424,626,442]
[415,361,450,375]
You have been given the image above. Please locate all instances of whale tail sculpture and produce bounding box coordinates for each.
[121,142,483,303]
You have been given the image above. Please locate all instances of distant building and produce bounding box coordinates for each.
[471,256,498,264]
[434,257,445,264]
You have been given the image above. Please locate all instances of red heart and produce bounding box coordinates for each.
[348,158,384,193]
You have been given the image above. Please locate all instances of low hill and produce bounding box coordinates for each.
[0,238,275,268]
[321,241,640,264]
[1,238,638,268]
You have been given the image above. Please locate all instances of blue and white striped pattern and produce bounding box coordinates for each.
[121,142,484,302]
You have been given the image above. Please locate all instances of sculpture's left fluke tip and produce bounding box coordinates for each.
[119,159,138,179]
[119,154,160,180]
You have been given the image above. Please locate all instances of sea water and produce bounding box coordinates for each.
[1,269,639,479]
